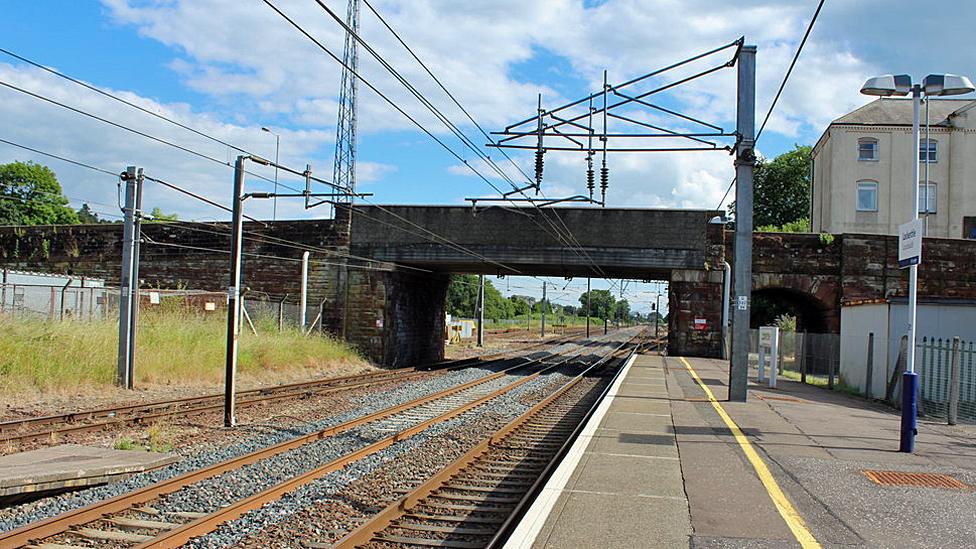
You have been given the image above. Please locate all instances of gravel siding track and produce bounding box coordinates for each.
[187,369,585,548]
[0,343,581,534]
[183,333,635,547]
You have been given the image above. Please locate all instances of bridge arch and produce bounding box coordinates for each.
[750,274,839,334]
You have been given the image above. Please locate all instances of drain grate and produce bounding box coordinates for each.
[862,470,969,490]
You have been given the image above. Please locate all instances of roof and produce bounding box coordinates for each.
[832,97,975,126]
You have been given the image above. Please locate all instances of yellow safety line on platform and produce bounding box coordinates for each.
[678,356,822,549]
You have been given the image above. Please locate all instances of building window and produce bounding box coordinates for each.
[858,137,878,161]
[920,139,938,163]
[918,182,937,213]
[856,180,878,211]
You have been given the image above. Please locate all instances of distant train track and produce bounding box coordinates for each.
[0,333,638,548]
[0,334,585,447]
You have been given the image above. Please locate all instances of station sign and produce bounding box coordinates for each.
[898,219,923,268]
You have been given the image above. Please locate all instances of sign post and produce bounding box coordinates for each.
[899,219,922,268]
[758,326,779,388]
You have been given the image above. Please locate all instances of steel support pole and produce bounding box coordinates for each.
[541,282,547,338]
[224,156,247,428]
[655,294,661,340]
[900,85,922,453]
[477,274,485,347]
[729,45,756,402]
[127,168,144,388]
[116,166,138,389]
[585,278,591,338]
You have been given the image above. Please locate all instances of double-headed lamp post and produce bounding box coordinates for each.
[859,73,974,453]
[261,127,281,220]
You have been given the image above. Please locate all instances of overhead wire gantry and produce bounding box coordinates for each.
[469,37,744,208]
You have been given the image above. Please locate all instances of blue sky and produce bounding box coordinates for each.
[1,0,974,311]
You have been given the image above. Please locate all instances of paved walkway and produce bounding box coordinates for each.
[506,353,691,549]
[509,354,976,548]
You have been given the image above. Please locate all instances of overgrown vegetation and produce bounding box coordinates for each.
[729,144,812,229]
[0,308,364,394]
[0,161,177,226]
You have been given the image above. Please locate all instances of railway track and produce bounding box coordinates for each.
[332,337,649,549]
[0,334,622,548]
[0,334,581,447]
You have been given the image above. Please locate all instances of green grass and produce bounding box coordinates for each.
[778,369,862,397]
[0,310,364,394]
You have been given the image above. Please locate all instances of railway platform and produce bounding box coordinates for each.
[507,354,976,549]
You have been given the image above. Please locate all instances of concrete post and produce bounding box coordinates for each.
[948,336,961,425]
[541,281,547,338]
[224,155,246,428]
[866,332,875,400]
[300,251,310,331]
[278,294,287,332]
[116,166,139,389]
[477,274,485,347]
[729,44,756,402]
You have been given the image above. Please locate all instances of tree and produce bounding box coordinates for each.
[446,275,512,320]
[612,298,631,321]
[509,295,530,317]
[483,280,512,321]
[730,144,811,229]
[446,275,479,317]
[0,161,79,225]
[579,289,615,320]
[148,207,179,222]
[76,203,111,224]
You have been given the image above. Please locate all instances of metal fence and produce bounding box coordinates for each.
[0,282,116,321]
[0,282,324,332]
[749,329,841,387]
[917,337,976,423]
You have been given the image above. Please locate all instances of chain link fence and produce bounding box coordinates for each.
[0,282,325,333]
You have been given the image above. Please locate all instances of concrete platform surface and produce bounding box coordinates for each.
[504,353,976,549]
[505,353,692,549]
[0,444,179,496]
[670,356,976,549]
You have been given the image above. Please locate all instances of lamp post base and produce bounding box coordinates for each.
[899,371,919,453]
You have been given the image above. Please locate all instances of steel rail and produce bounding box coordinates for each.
[0,336,579,444]
[330,334,646,548]
[131,343,600,549]
[0,341,588,548]
[487,337,653,547]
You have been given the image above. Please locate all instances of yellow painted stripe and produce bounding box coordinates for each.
[679,356,822,549]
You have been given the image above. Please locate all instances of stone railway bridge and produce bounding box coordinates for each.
[2,205,975,366]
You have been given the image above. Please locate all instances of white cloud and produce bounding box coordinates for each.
[3,0,901,219]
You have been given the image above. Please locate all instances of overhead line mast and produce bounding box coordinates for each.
[333,0,360,206]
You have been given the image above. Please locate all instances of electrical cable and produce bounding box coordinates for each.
[268,0,597,279]
[755,0,826,142]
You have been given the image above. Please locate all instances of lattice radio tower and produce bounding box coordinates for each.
[333,0,360,205]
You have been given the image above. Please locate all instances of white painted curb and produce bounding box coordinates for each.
[502,352,640,548]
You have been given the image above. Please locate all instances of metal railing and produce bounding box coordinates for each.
[0,282,325,333]
[917,336,976,424]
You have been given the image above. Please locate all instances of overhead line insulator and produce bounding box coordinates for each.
[534,148,544,186]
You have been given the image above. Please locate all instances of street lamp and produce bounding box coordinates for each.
[860,72,974,453]
[261,127,281,220]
